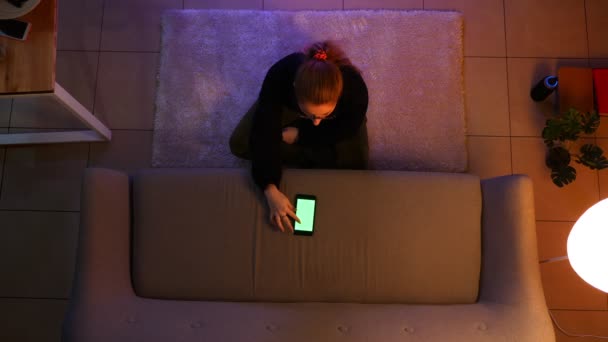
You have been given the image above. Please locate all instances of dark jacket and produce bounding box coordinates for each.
[250,52,369,190]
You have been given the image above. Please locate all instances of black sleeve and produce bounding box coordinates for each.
[297,67,368,146]
[250,55,295,191]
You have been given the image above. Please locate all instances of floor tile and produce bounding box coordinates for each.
[0,211,79,299]
[89,130,153,173]
[0,136,89,211]
[344,0,422,9]
[586,0,608,58]
[465,57,510,136]
[425,0,506,57]
[185,0,263,9]
[504,0,588,58]
[11,97,84,130]
[589,59,608,69]
[11,52,99,130]
[57,0,104,51]
[0,298,67,342]
[507,58,590,137]
[0,129,6,194]
[536,221,573,262]
[264,0,342,10]
[0,99,10,127]
[597,138,608,200]
[551,310,608,341]
[100,0,182,52]
[56,51,99,114]
[94,52,160,130]
[511,137,599,221]
[466,136,511,179]
[540,260,607,310]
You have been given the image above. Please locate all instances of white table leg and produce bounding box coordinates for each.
[0,82,112,146]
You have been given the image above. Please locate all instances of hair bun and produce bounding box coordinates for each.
[313,49,328,61]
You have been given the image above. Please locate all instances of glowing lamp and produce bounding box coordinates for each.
[567,199,608,293]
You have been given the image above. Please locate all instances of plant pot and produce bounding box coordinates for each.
[546,146,571,169]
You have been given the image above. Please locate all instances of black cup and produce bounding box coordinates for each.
[531,76,558,102]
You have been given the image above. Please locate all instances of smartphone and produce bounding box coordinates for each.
[0,19,31,41]
[293,194,316,236]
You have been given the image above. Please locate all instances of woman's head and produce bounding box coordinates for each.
[294,41,353,125]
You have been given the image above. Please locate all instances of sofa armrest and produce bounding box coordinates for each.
[69,168,134,301]
[479,174,546,306]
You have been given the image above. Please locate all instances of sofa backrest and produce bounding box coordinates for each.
[131,168,482,304]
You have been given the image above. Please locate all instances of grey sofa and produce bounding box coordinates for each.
[62,168,555,341]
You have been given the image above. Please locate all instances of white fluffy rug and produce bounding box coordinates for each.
[153,9,467,171]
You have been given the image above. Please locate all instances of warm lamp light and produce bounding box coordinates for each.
[539,200,608,339]
[567,198,608,293]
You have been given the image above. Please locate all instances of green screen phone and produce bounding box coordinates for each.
[293,194,316,236]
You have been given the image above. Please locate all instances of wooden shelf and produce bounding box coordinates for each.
[0,0,56,93]
[0,0,111,146]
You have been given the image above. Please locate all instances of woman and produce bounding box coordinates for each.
[230,41,369,233]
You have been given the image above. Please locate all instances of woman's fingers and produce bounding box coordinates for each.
[269,206,299,233]
[282,215,294,232]
[274,214,285,232]
[270,212,281,230]
[287,208,301,224]
[274,213,294,233]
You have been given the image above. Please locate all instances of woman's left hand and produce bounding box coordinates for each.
[282,127,299,145]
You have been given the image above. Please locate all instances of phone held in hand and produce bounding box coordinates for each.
[293,194,316,236]
[0,19,31,41]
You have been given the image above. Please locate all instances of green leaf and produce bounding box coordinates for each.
[550,165,577,187]
[542,121,562,146]
[560,109,582,141]
[577,144,608,170]
[581,111,600,135]
[543,108,583,143]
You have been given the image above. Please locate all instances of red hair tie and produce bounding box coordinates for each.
[313,49,327,61]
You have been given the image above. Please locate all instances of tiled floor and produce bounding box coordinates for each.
[0,0,607,341]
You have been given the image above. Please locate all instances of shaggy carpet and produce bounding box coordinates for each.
[153,9,467,171]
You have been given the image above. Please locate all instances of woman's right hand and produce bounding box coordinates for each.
[282,127,299,145]
[264,184,301,232]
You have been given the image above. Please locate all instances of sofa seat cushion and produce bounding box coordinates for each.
[132,169,481,304]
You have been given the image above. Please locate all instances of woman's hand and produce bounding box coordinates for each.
[264,184,301,232]
[282,127,299,145]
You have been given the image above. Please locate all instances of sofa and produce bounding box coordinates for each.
[62,167,555,341]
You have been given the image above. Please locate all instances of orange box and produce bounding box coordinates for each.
[558,67,595,114]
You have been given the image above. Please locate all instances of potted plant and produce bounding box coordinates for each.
[543,108,608,187]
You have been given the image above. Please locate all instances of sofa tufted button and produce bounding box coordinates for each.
[266,324,278,332]
[337,325,350,333]
[403,326,415,333]
[190,321,204,329]
[476,322,487,331]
